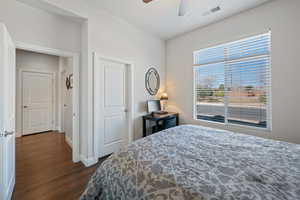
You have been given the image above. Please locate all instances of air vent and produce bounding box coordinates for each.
[202,6,221,16]
[211,6,221,13]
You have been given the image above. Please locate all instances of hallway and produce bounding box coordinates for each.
[13,132,100,200]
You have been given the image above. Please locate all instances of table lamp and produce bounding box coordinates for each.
[160,92,168,112]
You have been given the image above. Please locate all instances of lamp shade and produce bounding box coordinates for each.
[160,92,168,100]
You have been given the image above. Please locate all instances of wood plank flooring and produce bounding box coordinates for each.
[13,131,102,200]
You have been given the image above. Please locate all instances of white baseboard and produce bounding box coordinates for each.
[15,132,22,138]
[80,155,98,167]
[53,126,61,131]
[65,135,72,149]
[57,126,62,132]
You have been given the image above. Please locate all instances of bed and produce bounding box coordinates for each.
[80,125,300,200]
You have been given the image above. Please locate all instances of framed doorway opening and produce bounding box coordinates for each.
[15,41,80,163]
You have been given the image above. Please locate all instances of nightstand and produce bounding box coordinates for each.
[142,112,179,137]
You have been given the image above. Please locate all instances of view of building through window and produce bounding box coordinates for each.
[194,32,271,128]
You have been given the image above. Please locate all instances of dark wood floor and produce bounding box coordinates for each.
[13,131,101,200]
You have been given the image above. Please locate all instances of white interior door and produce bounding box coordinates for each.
[0,23,16,200]
[22,71,53,135]
[94,57,128,158]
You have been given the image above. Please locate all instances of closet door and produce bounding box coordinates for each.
[94,56,129,158]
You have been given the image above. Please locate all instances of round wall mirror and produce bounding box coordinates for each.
[145,67,160,96]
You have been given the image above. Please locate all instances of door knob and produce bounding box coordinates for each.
[23,105,28,108]
[0,131,14,137]
[5,131,14,136]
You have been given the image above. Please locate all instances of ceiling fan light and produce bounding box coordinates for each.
[143,0,153,3]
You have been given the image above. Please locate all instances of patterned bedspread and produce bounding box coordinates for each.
[80,125,300,200]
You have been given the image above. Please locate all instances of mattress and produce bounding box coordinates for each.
[81,125,300,200]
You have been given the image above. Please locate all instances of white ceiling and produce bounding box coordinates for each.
[92,0,272,39]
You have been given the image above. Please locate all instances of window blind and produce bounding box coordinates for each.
[194,32,271,129]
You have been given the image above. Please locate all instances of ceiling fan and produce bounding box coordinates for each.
[143,0,192,16]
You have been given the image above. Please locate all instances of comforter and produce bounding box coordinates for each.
[81,125,300,200]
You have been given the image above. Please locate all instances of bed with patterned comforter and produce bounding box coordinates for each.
[80,125,300,200]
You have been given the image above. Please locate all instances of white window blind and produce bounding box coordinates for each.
[194,32,271,129]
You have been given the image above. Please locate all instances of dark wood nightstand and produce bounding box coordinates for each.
[142,112,179,137]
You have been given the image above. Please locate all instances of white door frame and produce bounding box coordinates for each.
[59,67,73,148]
[15,41,80,163]
[93,52,135,160]
[59,68,66,133]
[18,69,56,135]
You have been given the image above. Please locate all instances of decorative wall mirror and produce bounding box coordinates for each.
[66,74,73,90]
[66,76,71,90]
[145,67,160,96]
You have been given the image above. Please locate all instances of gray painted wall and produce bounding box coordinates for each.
[166,0,300,144]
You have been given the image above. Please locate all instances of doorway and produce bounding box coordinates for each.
[0,23,80,200]
[15,49,79,161]
[15,43,80,163]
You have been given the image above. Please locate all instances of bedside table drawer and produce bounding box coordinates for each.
[163,117,177,129]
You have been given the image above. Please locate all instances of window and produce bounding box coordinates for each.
[194,32,271,129]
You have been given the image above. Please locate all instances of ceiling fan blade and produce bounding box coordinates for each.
[178,0,190,16]
[143,0,153,3]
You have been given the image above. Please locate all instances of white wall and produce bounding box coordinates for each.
[16,49,60,136]
[6,0,166,161]
[85,9,166,159]
[0,0,81,52]
[88,11,166,135]
[37,0,166,160]
[166,0,300,144]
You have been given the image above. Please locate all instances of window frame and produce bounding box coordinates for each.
[193,32,272,131]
